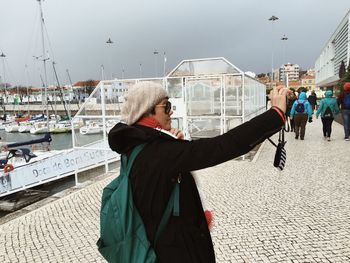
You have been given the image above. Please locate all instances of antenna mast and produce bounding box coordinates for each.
[37,0,50,128]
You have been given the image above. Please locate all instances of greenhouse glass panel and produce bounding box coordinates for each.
[169,58,240,77]
[226,118,243,131]
[186,78,221,116]
[187,118,221,138]
[167,78,183,98]
[72,81,122,149]
[244,76,255,116]
[225,75,242,116]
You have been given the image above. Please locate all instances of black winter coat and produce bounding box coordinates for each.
[108,109,283,263]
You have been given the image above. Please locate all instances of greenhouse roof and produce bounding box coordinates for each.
[167,57,242,77]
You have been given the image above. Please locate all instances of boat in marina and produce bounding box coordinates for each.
[18,123,32,133]
[0,115,16,131]
[18,114,47,133]
[106,119,118,133]
[50,121,72,134]
[4,123,19,133]
[15,115,31,123]
[30,121,56,135]
[79,122,102,135]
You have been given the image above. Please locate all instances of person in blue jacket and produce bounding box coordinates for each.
[290,91,313,140]
[316,90,340,141]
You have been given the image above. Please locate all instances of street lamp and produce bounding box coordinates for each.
[281,34,288,63]
[281,35,288,85]
[268,15,279,83]
[139,63,142,78]
[163,51,167,77]
[153,50,159,77]
[1,52,7,103]
[106,38,114,79]
[121,66,125,79]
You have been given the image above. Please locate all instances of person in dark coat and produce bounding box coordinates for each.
[286,91,297,132]
[108,81,288,263]
[308,91,317,113]
[337,82,350,140]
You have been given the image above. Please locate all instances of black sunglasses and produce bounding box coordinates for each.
[155,101,172,114]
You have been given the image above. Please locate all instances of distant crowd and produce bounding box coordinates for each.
[284,82,350,141]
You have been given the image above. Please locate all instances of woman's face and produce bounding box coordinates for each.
[150,98,173,130]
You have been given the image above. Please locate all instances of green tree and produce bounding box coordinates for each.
[257,73,266,78]
[338,59,350,93]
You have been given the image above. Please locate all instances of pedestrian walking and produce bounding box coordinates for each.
[290,91,313,140]
[104,81,289,263]
[286,91,297,132]
[308,91,317,113]
[337,82,350,141]
[316,90,340,141]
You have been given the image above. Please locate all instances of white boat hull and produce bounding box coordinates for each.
[18,125,32,133]
[5,125,19,133]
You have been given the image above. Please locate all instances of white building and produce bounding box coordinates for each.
[279,63,300,82]
[315,10,350,88]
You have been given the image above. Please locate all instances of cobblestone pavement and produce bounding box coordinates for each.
[0,118,350,262]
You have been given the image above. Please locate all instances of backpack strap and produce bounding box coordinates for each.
[154,181,180,245]
[121,143,147,174]
[122,143,181,246]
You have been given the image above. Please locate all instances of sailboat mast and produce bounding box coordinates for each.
[37,0,49,128]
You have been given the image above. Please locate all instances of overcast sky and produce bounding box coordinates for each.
[0,0,349,86]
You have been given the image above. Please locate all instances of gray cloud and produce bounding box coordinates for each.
[0,0,349,86]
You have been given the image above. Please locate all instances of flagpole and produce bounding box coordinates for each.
[163,52,167,77]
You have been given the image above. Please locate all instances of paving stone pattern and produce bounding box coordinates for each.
[0,118,350,262]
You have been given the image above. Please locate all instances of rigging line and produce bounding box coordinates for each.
[24,65,31,115]
[43,22,56,62]
[3,58,16,87]
[24,7,41,68]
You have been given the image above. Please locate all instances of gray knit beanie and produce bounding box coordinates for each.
[121,81,168,125]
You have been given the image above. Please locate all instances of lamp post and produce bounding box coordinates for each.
[106,37,114,79]
[163,51,167,77]
[139,63,142,78]
[121,66,125,79]
[281,34,288,86]
[268,15,279,84]
[101,64,105,80]
[0,52,6,103]
[153,50,159,77]
[281,34,288,63]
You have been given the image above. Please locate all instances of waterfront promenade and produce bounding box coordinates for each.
[0,118,349,262]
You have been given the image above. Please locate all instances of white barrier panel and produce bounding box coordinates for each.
[0,146,119,196]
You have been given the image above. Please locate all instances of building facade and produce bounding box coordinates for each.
[315,10,350,90]
[279,63,300,82]
[301,75,316,91]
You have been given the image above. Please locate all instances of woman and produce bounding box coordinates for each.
[316,90,339,141]
[290,91,313,140]
[108,81,288,262]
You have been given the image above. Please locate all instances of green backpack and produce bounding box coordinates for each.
[97,144,180,263]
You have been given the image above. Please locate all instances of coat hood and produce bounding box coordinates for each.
[108,122,152,154]
[299,92,307,100]
[108,122,175,154]
[325,90,333,98]
[344,82,350,91]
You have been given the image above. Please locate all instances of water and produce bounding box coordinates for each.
[0,130,104,150]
